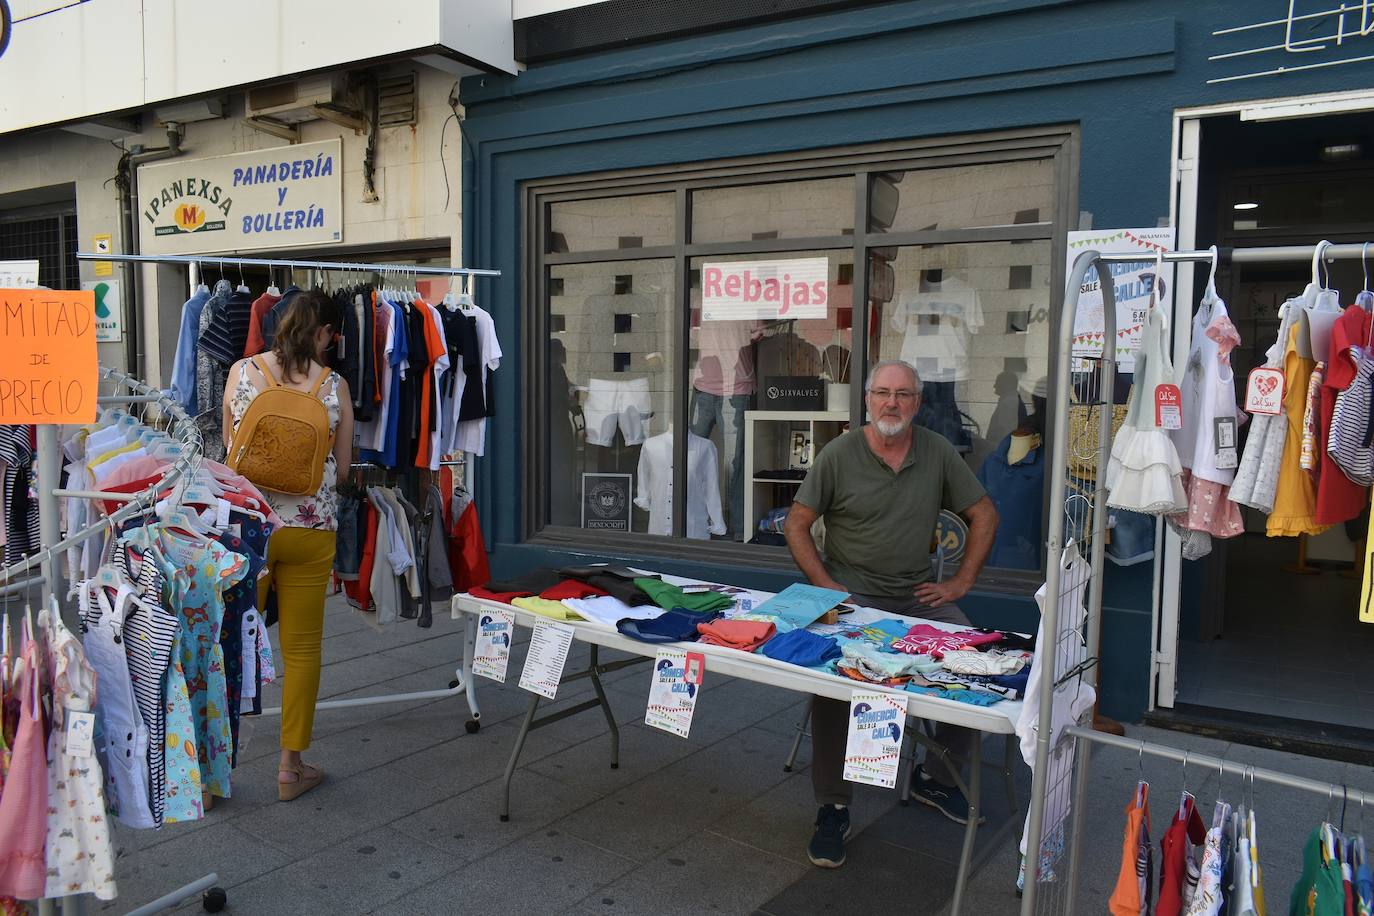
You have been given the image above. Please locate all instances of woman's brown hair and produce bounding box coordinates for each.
[271,289,341,383]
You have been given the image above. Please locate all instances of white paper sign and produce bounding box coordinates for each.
[1067,228,1175,373]
[82,279,122,342]
[473,608,514,683]
[701,257,829,321]
[644,649,705,738]
[0,259,39,288]
[138,139,343,255]
[1244,367,1285,416]
[842,691,905,788]
[519,620,575,699]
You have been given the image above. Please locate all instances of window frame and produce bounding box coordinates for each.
[522,125,1079,594]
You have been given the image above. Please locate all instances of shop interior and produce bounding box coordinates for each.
[1174,110,1374,735]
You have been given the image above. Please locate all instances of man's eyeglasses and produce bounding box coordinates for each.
[867,388,918,402]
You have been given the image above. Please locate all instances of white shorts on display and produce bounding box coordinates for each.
[584,377,652,447]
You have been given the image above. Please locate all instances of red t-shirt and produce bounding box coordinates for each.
[1315,305,1373,525]
[244,292,281,358]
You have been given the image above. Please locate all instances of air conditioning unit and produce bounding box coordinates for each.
[246,76,345,125]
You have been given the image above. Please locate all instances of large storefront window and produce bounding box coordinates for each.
[529,130,1072,582]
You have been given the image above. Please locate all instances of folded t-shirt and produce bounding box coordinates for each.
[511,596,581,621]
[469,586,531,604]
[891,625,1002,658]
[617,608,723,643]
[540,580,610,601]
[906,685,1005,707]
[757,629,842,668]
[559,564,645,581]
[561,596,662,627]
[634,578,734,613]
[484,568,564,596]
[696,619,775,651]
[940,649,1027,676]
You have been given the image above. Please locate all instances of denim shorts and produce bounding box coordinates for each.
[333,494,362,578]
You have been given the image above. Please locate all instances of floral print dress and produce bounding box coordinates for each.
[158,531,246,800]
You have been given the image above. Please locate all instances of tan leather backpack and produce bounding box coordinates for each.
[226,356,335,495]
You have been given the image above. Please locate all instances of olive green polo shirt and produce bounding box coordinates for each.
[793,426,986,598]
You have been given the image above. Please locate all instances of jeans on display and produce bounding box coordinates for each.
[811,594,977,805]
[690,389,749,537]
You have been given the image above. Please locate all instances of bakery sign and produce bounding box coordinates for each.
[138,139,342,255]
[1210,2,1374,84]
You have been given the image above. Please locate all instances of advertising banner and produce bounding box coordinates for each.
[702,257,829,321]
[1067,228,1175,373]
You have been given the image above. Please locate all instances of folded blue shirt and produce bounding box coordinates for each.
[757,629,842,667]
[617,608,722,644]
[906,685,1005,707]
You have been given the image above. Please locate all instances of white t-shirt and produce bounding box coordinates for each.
[451,304,502,457]
[892,282,984,383]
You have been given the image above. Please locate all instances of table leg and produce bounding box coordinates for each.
[783,698,812,773]
[587,645,620,769]
[461,612,482,730]
[501,692,541,822]
[950,736,982,916]
[1003,733,1019,816]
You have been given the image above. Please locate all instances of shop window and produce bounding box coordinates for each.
[692,177,854,244]
[687,249,855,544]
[867,240,1053,571]
[545,260,676,530]
[869,159,1055,234]
[548,193,675,253]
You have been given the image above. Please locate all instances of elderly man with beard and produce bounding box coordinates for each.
[784,358,999,869]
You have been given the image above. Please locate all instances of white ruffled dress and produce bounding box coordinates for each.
[1106,307,1188,514]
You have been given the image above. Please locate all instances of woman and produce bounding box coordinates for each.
[222,289,354,802]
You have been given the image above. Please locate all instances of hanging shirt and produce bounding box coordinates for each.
[356,295,396,454]
[0,424,39,566]
[243,289,281,358]
[170,287,212,412]
[891,281,985,383]
[633,432,728,540]
[1316,304,1374,525]
[692,318,762,396]
[257,285,302,353]
[977,433,1044,571]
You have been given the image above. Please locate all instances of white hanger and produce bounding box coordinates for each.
[1206,245,1220,301]
[1303,240,1342,359]
[457,274,475,311]
[1357,242,1373,312]
[266,261,281,298]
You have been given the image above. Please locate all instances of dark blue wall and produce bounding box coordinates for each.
[458,0,1374,722]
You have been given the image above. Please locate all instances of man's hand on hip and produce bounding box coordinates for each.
[913,575,972,608]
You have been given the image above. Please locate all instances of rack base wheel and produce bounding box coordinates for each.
[203,887,227,912]
[449,678,461,689]
[465,719,480,734]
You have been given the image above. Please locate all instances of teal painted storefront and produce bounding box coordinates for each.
[458,0,1374,722]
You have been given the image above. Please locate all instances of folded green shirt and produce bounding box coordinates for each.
[633,578,735,613]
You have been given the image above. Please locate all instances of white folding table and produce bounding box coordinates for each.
[451,585,1023,915]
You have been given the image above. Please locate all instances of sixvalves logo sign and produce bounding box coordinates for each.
[0,0,12,61]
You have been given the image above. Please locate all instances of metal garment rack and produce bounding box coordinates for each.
[0,367,221,915]
[1022,240,1374,915]
[73,249,491,726]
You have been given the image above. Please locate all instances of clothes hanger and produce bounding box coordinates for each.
[458,274,475,312]
[236,261,250,295]
[266,261,281,298]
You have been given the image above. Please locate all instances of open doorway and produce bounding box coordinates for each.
[1171,111,1374,734]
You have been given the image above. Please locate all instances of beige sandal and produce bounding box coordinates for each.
[277,762,325,802]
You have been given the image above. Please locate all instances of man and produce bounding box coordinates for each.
[784,358,999,869]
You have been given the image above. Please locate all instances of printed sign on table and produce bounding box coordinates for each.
[702,257,829,321]
[843,691,906,788]
[644,649,705,738]
[1067,228,1175,373]
[519,620,575,699]
[472,608,514,683]
[0,289,98,424]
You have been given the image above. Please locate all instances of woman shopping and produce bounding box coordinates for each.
[222,289,354,802]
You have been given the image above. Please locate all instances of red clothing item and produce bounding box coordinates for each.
[1155,795,1206,916]
[696,618,776,651]
[415,301,446,468]
[345,503,380,612]
[449,501,491,593]
[468,586,528,604]
[372,291,387,406]
[1316,305,1373,524]
[244,291,280,357]
[540,580,610,601]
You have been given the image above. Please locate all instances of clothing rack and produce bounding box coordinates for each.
[75,252,500,278]
[0,366,224,915]
[1022,239,1374,915]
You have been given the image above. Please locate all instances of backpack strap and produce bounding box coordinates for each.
[309,367,334,397]
[251,355,282,388]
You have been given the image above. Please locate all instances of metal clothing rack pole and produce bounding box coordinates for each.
[75,252,501,277]
[1022,239,1374,916]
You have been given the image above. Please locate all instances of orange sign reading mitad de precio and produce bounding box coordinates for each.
[0,289,98,424]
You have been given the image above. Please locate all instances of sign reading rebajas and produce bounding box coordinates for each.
[138,139,342,255]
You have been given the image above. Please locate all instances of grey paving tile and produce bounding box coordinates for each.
[584,835,807,916]
[526,721,699,796]
[373,830,637,916]
[203,825,452,915]
[389,767,603,862]
[101,822,289,914]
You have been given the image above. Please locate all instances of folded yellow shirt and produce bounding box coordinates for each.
[511,597,583,621]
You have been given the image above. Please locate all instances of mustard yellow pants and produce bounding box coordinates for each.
[257,527,336,752]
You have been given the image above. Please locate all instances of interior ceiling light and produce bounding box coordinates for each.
[1233,201,1260,210]
[1321,143,1362,162]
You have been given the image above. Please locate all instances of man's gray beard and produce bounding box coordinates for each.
[873,417,907,437]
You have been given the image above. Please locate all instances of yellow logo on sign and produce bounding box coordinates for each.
[174,204,206,232]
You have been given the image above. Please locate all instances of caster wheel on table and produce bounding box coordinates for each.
[783,765,793,773]
[203,886,228,912]
[465,719,481,734]
[449,678,461,689]
[500,814,510,822]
